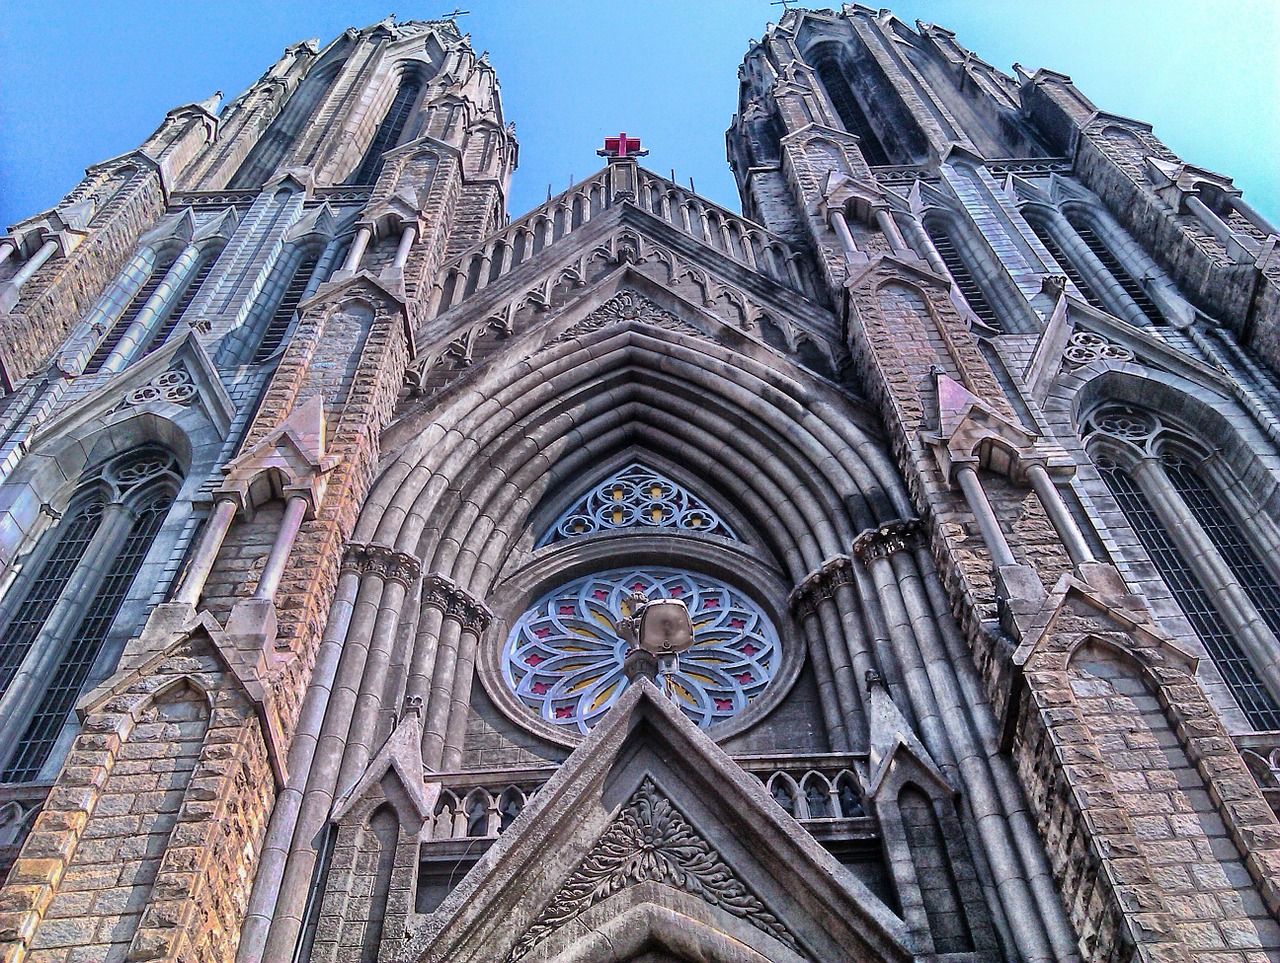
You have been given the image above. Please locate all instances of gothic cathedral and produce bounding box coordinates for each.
[0,7,1278,963]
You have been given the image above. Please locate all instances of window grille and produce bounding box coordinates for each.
[3,491,172,782]
[1162,456,1280,642]
[924,224,1002,330]
[143,252,217,356]
[347,78,422,186]
[1065,212,1163,326]
[1026,219,1106,310]
[253,250,320,362]
[0,499,104,699]
[85,251,178,374]
[812,56,890,166]
[1099,461,1280,729]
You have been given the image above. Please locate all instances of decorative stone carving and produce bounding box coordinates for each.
[1062,330,1134,368]
[788,555,854,618]
[419,570,493,632]
[507,778,801,961]
[544,290,705,348]
[340,543,423,586]
[121,366,198,408]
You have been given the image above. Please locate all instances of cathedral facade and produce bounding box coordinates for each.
[1,6,1279,962]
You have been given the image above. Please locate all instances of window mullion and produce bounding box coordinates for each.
[1130,458,1280,698]
[0,501,136,771]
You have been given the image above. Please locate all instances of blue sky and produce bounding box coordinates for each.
[1,1,1277,228]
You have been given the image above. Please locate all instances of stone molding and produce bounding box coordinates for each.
[788,554,854,619]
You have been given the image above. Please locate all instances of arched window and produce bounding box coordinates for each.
[0,447,183,781]
[253,247,321,362]
[346,75,423,186]
[84,249,179,374]
[924,220,1002,330]
[1063,209,1164,326]
[1087,406,1280,730]
[810,52,890,166]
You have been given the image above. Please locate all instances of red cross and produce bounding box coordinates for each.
[598,131,649,159]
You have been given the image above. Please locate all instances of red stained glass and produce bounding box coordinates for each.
[531,681,549,695]
[554,706,572,719]
[734,671,754,684]
[534,627,552,638]
[525,653,545,666]
[702,598,720,609]
[715,698,734,711]
[631,581,646,592]
[742,642,759,657]
[592,589,608,600]
[558,604,574,615]
[670,585,684,596]
[729,617,746,629]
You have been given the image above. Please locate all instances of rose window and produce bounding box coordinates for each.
[503,567,780,733]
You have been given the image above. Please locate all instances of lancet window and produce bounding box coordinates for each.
[811,49,891,166]
[347,74,423,186]
[1086,405,1280,730]
[1063,208,1165,326]
[923,220,1002,330]
[141,245,221,357]
[84,248,180,374]
[252,247,322,362]
[0,447,182,781]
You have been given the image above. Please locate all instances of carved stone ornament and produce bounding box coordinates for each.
[340,542,423,586]
[851,518,922,564]
[120,366,198,408]
[507,778,801,961]
[543,290,705,349]
[1062,329,1134,368]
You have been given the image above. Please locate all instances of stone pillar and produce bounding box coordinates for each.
[875,208,909,253]
[0,238,59,312]
[253,494,309,601]
[829,208,860,257]
[392,222,418,269]
[341,224,373,273]
[173,497,239,606]
[1025,463,1096,567]
[955,464,1017,568]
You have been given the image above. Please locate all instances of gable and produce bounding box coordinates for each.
[405,682,911,963]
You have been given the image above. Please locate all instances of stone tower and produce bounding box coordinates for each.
[0,6,1279,963]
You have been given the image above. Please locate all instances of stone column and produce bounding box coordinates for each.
[0,239,16,267]
[392,222,418,269]
[955,464,1017,568]
[1025,463,1096,567]
[875,208,910,253]
[828,208,860,256]
[0,237,59,311]
[252,494,309,601]
[341,224,374,273]
[173,497,239,606]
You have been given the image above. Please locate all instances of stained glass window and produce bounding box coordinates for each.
[503,567,780,733]
[538,464,735,546]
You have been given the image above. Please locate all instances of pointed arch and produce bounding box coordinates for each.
[346,71,425,186]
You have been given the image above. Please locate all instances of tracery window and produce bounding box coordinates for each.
[536,463,736,546]
[1087,405,1280,729]
[502,567,781,734]
[347,75,423,186]
[0,447,182,781]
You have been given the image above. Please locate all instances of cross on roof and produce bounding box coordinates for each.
[441,8,470,20]
[597,132,649,160]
